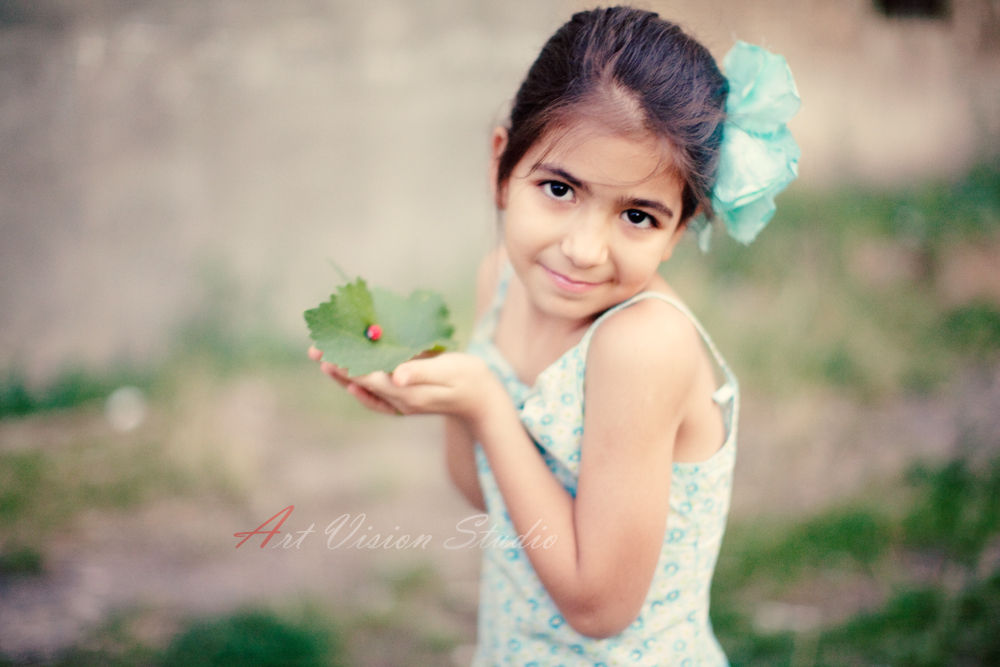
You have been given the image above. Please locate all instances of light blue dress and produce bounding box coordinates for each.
[465,265,737,667]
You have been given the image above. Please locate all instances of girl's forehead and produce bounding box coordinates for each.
[525,122,681,189]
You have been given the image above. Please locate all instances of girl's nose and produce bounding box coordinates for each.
[560,215,609,268]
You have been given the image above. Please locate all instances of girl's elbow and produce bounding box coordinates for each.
[467,490,487,512]
[562,599,639,640]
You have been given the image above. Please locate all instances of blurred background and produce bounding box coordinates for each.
[1,0,998,665]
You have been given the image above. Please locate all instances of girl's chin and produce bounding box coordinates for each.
[527,290,613,323]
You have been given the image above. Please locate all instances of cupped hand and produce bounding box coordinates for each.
[352,352,501,422]
[308,345,399,415]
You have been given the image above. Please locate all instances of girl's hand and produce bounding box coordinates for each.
[349,352,502,423]
[308,347,502,422]
[308,345,400,415]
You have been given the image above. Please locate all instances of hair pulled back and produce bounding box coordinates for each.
[496,6,728,223]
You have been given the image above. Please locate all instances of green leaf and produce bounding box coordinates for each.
[305,278,454,376]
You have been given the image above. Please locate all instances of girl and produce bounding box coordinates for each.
[311,7,799,665]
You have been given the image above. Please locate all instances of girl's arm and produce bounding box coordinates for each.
[477,301,699,638]
[350,299,705,639]
[445,416,485,511]
[442,248,505,512]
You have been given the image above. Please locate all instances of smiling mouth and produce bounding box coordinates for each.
[542,265,601,293]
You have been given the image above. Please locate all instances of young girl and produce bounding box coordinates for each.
[311,7,799,665]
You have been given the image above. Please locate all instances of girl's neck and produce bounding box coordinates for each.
[493,273,598,387]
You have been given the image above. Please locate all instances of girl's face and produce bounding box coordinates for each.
[493,121,687,325]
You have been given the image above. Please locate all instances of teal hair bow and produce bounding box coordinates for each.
[691,41,801,251]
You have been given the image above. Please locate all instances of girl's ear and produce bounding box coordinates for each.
[489,127,509,209]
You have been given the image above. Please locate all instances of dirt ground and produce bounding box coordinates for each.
[2,360,998,664]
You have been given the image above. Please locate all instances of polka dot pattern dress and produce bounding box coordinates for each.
[465,265,737,667]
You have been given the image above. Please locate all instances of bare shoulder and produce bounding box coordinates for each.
[473,246,507,320]
[586,290,726,463]
[587,295,703,396]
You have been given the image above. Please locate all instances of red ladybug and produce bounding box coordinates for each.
[365,324,383,341]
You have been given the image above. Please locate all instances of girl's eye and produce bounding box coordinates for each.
[542,181,574,201]
[622,209,656,229]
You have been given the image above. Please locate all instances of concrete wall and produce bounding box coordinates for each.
[1,0,997,382]
[612,0,1000,183]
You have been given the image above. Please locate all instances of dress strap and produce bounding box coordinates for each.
[581,292,739,404]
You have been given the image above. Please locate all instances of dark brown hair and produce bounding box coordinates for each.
[496,6,728,223]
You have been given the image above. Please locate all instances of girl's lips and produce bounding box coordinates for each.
[542,265,601,293]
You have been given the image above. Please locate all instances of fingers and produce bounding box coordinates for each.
[311,347,352,383]
[392,364,414,387]
[310,346,402,415]
[310,348,476,416]
[311,343,350,389]
[320,361,351,389]
[351,371,396,394]
[352,371,453,415]
[346,383,400,415]
[392,353,478,388]
[391,356,446,387]
[344,372,410,414]
[311,346,353,386]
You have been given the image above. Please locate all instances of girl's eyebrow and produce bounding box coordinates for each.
[535,162,676,220]
[534,163,590,193]
[618,196,675,220]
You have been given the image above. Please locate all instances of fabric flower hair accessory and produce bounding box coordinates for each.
[691,41,802,251]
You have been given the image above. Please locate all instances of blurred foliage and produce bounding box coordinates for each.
[0,444,193,578]
[160,609,343,667]
[0,260,307,422]
[5,453,993,666]
[822,574,1000,666]
[0,544,43,576]
[15,607,346,667]
[712,451,1000,666]
[45,610,161,667]
[903,457,1000,567]
[666,159,1000,400]
[0,444,190,526]
[941,303,1000,359]
[719,508,895,589]
[0,451,44,526]
[0,366,152,421]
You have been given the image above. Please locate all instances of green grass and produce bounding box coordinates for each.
[10,607,348,667]
[716,507,895,592]
[940,302,1000,359]
[0,544,43,576]
[0,450,45,526]
[161,609,344,667]
[820,572,1000,666]
[0,366,154,421]
[902,457,1000,567]
[711,451,1000,667]
[0,442,195,576]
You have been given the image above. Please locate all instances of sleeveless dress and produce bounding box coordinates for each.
[465,264,738,667]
